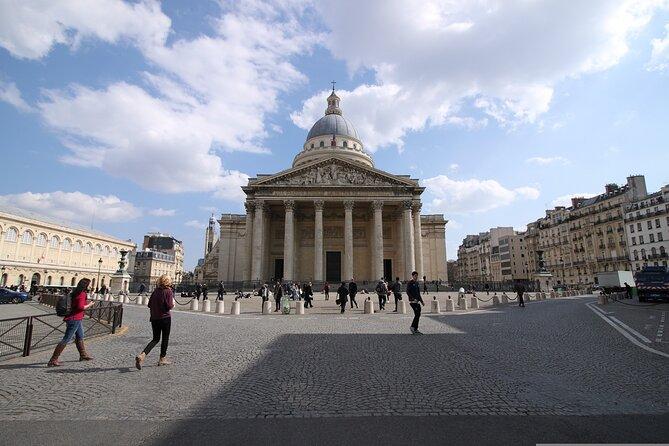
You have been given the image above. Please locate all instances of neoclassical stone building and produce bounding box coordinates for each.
[214,90,448,284]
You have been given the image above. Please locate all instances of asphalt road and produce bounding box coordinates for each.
[0,295,667,445]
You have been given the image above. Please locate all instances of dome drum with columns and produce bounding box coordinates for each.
[201,88,448,286]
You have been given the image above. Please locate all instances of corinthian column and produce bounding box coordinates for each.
[372,200,384,280]
[251,200,265,282]
[343,200,354,281]
[403,200,415,277]
[283,200,295,281]
[413,202,423,279]
[244,201,254,282]
[313,200,324,282]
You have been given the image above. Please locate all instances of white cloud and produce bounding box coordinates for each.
[648,23,669,71]
[0,0,170,59]
[0,80,33,112]
[525,156,570,166]
[292,0,665,150]
[551,193,598,207]
[185,220,206,229]
[449,163,460,172]
[423,174,540,214]
[0,191,140,223]
[149,208,176,217]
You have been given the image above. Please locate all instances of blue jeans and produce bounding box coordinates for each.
[61,320,84,344]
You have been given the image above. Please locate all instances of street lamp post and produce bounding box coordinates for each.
[96,258,103,294]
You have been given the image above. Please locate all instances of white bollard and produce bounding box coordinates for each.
[123,295,129,304]
[398,300,407,314]
[261,300,271,314]
[364,298,374,314]
[190,299,199,311]
[216,300,225,314]
[431,298,441,314]
[295,300,305,315]
[541,292,547,300]
[458,297,468,310]
[597,294,607,305]
[492,295,501,306]
[444,298,455,312]
[502,293,509,304]
[231,300,241,315]
[470,297,479,309]
[203,300,211,312]
[550,291,556,299]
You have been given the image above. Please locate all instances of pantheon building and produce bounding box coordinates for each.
[207,90,448,285]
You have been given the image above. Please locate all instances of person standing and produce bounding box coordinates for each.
[392,277,402,312]
[349,278,358,309]
[195,283,202,301]
[336,282,349,313]
[422,275,428,295]
[202,283,208,300]
[138,283,146,297]
[273,281,283,312]
[217,281,224,300]
[624,282,632,299]
[303,282,314,308]
[260,283,269,311]
[48,278,95,366]
[407,271,425,335]
[323,282,330,300]
[135,275,175,369]
[375,278,388,310]
[514,281,526,308]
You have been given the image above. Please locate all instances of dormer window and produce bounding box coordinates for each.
[343,141,348,148]
[311,143,314,149]
[319,141,324,147]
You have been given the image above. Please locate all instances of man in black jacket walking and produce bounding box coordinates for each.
[337,282,348,313]
[407,271,424,334]
[348,278,358,309]
[392,277,402,312]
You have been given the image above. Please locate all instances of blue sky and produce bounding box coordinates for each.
[1,0,668,270]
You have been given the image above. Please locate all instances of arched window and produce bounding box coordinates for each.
[47,276,52,285]
[319,141,324,147]
[49,235,60,249]
[74,241,82,252]
[5,227,18,242]
[0,273,7,286]
[59,276,64,286]
[310,143,314,149]
[84,243,92,254]
[95,244,102,254]
[62,238,72,251]
[36,233,47,247]
[21,230,33,244]
[652,247,657,256]
[641,248,646,259]
[71,277,76,286]
[633,250,638,261]
[661,246,666,256]
[343,140,348,148]
[18,274,24,285]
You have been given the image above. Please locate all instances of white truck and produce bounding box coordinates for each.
[595,271,635,291]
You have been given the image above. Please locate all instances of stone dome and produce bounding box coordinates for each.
[293,89,373,168]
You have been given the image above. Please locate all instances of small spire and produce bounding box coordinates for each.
[331,80,336,93]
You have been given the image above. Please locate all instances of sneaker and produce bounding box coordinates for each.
[410,327,415,334]
[414,330,424,335]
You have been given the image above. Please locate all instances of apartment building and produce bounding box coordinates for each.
[624,184,669,270]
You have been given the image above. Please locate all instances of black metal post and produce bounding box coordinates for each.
[22,317,33,357]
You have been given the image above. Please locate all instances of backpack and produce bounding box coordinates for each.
[375,283,382,293]
[55,294,73,317]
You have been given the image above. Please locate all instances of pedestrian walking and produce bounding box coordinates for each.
[195,283,202,301]
[138,283,146,297]
[217,281,224,300]
[47,278,95,366]
[375,278,388,310]
[323,282,330,300]
[336,282,348,313]
[422,275,428,295]
[260,283,269,311]
[135,275,174,369]
[624,281,632,299]
[202,283,208,300]
[514,281,526,308]
[392,277,402,312]
[273,281,283,312]
[349,278,358,309]
[407,271,425,335]
[303,282,314,308]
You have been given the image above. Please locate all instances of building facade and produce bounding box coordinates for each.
[141,233,184,283]
[624,184,669,271]
[0,207,135,290]
[132,250,176,290]
[210,90,448,284]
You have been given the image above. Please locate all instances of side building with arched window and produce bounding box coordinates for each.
[0,207,136,291]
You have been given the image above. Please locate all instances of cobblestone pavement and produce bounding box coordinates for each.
[0,296,667,445]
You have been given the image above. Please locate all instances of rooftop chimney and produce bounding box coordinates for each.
[571,197,586,208]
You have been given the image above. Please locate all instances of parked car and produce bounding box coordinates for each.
[0,287,30,304]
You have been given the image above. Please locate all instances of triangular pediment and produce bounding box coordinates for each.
[249,156,418,188]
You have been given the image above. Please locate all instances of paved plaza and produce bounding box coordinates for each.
[0,295,668,445]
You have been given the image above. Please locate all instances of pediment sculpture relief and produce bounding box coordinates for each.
[269,161,402,187]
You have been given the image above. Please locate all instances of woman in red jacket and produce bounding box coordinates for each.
[135,274,175,369]
[48,278,94,366]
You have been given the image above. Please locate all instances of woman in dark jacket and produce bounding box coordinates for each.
[48,278,94,367]
[337,282,348,313]
[136,275,175,369]
[303,282,314,308]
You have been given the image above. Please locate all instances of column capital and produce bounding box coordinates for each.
[402,200,413,210]
[254,200,267,212]
[313,200,325,211]
[244,201,255,213]
[371,200,384,211]
[412,202,422,213]
[284,200,295,211]
[343,200,355,210]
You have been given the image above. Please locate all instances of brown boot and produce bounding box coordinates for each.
[135,352,146,370]
[157,356,171,366]
[75,339,93,361]
[47,343,66,367]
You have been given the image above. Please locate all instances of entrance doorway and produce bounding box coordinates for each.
[383,259,393,281]
[326,251,341,283]
[274,259,284,281]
